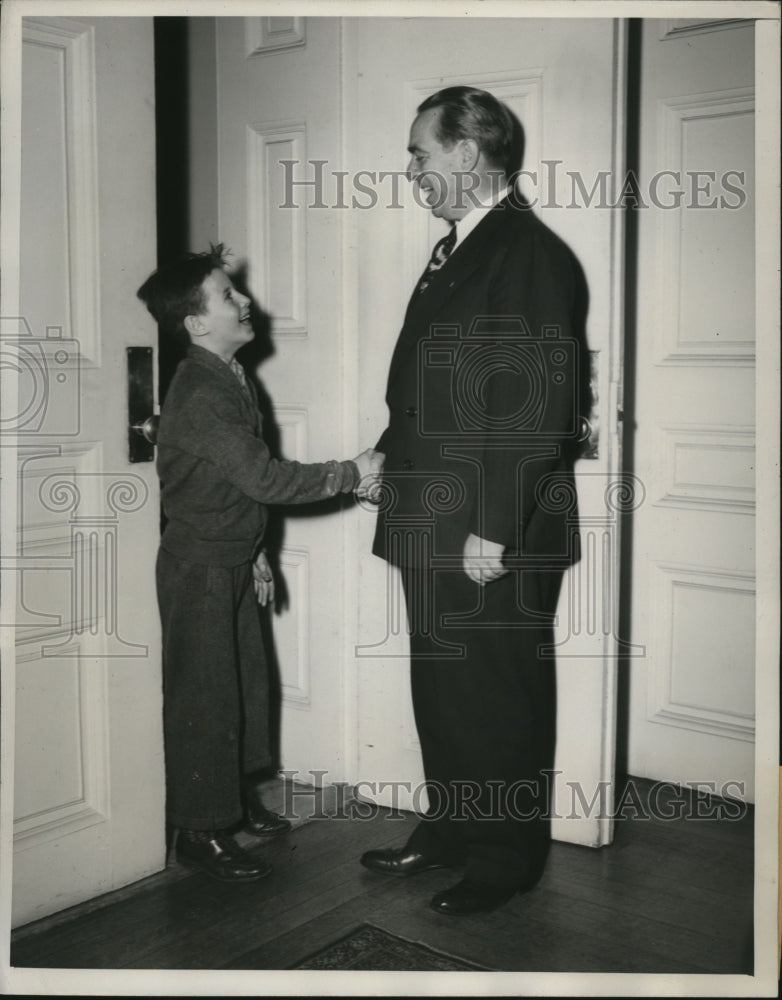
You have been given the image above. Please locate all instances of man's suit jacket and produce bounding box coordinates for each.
[373,197,588,570]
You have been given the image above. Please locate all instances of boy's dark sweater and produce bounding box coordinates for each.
[157,344,358,566]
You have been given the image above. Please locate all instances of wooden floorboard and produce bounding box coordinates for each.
[9,778,754,975]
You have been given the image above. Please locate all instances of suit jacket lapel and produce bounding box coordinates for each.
[387,202,515,388]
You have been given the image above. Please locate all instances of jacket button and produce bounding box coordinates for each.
[402,459,414,470]
[405,406,417,417]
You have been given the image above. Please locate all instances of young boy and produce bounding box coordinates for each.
[137,246,378,882]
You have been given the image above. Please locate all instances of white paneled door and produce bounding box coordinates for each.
[348,17,627,849]
[626,19,756,799]
[4,16,164,926]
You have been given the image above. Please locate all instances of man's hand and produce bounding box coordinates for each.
[253,549,275,606]
[352,448,374,480]
[462,532,507,586]
[354,449,385,501]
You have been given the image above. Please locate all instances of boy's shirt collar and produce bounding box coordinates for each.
[187,342,234,370]
[186,343,253,400]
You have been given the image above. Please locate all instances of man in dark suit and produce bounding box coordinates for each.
[360,86,588,915]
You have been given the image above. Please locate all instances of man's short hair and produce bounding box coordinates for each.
[137,243,228,344]
[417,86,515,175]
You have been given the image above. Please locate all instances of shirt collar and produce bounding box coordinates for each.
[187,344,253,400]
[453,188,509,249]
[187,343,236,375]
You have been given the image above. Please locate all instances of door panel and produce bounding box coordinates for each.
[3,16,164,926]
[626,19,756,799]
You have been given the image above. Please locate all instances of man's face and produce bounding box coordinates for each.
[194,269,253,359]
[407,108,472,221]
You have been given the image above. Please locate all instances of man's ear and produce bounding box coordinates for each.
[458,138,480,170]
[184,313,208,339]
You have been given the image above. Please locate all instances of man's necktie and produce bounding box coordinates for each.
[415,225,456,296]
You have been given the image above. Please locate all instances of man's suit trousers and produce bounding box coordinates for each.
[156,548,272,830]
[401,563,563,889]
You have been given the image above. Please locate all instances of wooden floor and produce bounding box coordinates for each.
[10,778,754,974]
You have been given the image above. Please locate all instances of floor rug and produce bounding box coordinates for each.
[292,923,490,971]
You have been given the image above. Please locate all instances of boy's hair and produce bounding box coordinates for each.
[136,243,229,344]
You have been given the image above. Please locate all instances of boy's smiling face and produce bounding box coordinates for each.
[185,268,253,362]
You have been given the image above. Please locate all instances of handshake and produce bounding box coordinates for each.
[352,449,385,502]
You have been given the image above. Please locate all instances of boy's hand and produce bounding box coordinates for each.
[354,449,385,501]
[253,550,275,606]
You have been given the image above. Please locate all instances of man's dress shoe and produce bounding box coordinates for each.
[429,878,515,915]
[176,830,271,882]
[244,802,292,838]
[360,846,451,876]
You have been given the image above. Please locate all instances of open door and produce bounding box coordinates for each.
[347,16,628,849]
[625,18,757,801]
[1,15,165,927]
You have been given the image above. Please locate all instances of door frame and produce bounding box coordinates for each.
[0,0,25,951]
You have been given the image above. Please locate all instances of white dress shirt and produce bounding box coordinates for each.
[453,188,509,250]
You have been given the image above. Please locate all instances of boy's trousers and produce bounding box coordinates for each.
[156,548,272,830]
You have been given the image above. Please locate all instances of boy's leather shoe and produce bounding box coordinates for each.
[176,830,272,882]
[244,803,292,838]
[360,846,453,876]
[243,781,292,838]
[429,878,515,915]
